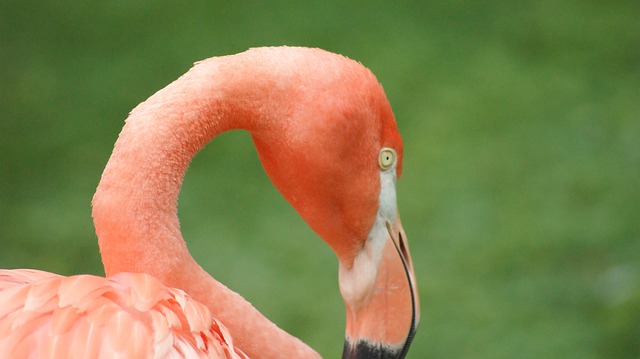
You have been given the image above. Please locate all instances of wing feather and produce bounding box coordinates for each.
[0,270,249,359]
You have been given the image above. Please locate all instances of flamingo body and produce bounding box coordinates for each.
[0,47,418,358]
[0,269,247,358]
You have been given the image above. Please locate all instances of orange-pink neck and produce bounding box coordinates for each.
[91,56,319,359]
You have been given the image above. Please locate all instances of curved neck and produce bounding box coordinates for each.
[94,59,236,277]
[92,56,318,358]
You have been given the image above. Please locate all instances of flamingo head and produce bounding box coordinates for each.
[246,48,419,358]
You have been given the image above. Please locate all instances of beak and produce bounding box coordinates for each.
[340,218,419,359]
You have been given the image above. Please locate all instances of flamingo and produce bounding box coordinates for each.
[0,47,419,359]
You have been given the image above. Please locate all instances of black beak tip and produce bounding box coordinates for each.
[342,340,408,359]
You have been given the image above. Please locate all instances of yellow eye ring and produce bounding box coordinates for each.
[379,147,396,170]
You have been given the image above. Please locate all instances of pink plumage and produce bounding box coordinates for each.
[0,270,247,359]
[0,47,418,358]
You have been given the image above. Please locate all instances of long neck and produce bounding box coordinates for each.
[92,57,319,358]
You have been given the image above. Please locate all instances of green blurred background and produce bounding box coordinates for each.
[1,1,638,358]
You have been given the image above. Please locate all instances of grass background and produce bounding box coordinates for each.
[1,1,638,358]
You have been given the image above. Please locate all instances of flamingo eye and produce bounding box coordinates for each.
[378,147,396,170]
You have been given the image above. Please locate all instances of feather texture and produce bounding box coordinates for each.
[0,270,248,359]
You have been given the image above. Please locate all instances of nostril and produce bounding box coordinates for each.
[398,232,409,263]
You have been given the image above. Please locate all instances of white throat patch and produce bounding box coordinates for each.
[338,162,398,305]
